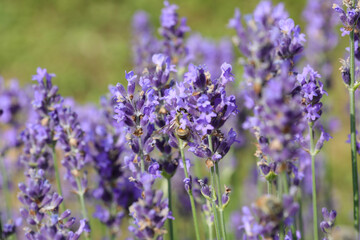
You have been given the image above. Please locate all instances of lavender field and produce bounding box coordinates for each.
[0,0,358,239]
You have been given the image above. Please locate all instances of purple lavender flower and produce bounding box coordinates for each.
[162,63,238,162]
[18,169,89,239]
[229,2,308,177]
[55,105,90,193]
[128,173,173,240]
[320,207,337,239]
[159,1,190,66]
[237,194,299,239]
[243,63,306,165]
[132,11,161,73]
[303,0,338,88]
[111,71,158,171]
[20,123,53,170]
[346,131,360,154]
[20,68,61,170]
[186,34,234,78]
[296,65,327,122]
[333,2,360,36]
[2,221,16,238]
[76,99,141,236]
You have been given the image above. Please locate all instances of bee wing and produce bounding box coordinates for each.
[152,119,177,139]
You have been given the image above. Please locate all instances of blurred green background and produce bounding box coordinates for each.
[0,0,354,236]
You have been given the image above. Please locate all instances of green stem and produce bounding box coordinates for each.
[210,167,221,240]
[279,223,285,240]
[350,27,360,233]
[51,145,66,213]
[309,122,319,240]
[214,162,227,240]
[178,138,201,240]
[167,178,175,240]
[208,135,225,240]
[207,221,213,240]
[298,191,304,240]
[0,155,11,218]
[267,181,272,195]
[0,213,3,240]
[75,176,91,240]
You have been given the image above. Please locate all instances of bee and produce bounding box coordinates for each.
[256,195,283,223]
[152,108,198,141]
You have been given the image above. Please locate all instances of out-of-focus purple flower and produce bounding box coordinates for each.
[159,1,190,66]
[333,2,360,36]
[183,176,192,192]
[76,98,141,237]
[18,169,88,239]
[320,207,337,239]
[55,106,90,192]
[243,63,306,165]
[20,123,53,170]
[340,58,351,85]
[128,173,173,240]
[2,220,16,238]
[186,34,234,78]
[303,0,338,88]
[296,65,327,122]
[20,68,61,171]
[346,131,360,154]
[315,126,333,152]
[236,194,299,238]
[132,11,161,73]
[229,2,307,178]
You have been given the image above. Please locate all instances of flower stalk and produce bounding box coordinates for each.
[167,177,174,240]
[75,176,91,240]
[210,167,221,240]
[215,161,227,240]
[349,24,360,233]
[178,138,201,240]
[208,135,227,240]
[309,122,319,240]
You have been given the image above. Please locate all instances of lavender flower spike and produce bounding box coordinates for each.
[18,169,89,239]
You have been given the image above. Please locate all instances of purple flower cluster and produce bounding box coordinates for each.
[237,194,299,239]
[320,207,337,239]
[159,1,190,66]
[0,79,31,152]
[296,65,327,122]
[76,98,141,235]
[333,2,360,36]
[229,1,305,107]
[18,169,89,239]
[229,1,308,169]
[229,1,286,97]
[243,63,305,165]
[0,1,348,239]
[128,173,173,239]
[20,68,61,170]
[161,63,238,162]
[186,34,234,78]
[333,1,360,67]
[132,1,190,71]
[111,62,170,171]
[132,11,161,72]
[1,221,16,239]
[55,106,89,192]
[303,0,338,88]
